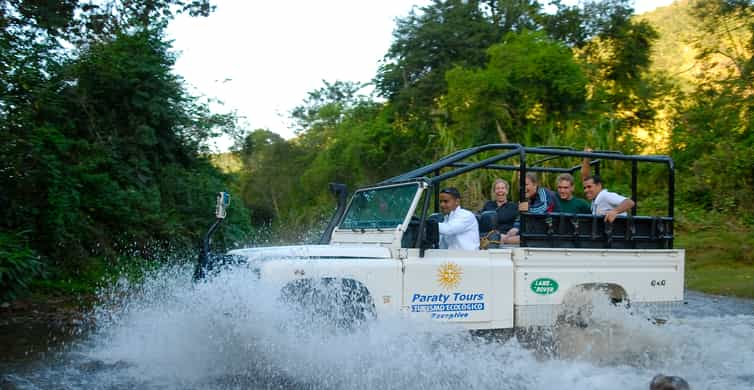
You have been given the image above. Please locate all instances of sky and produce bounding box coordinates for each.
[166,0,676,151]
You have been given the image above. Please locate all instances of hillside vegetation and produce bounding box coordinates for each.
[639,1,754,297]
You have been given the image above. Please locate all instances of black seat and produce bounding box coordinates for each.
[520,212,673,249]
[403,213,444,248]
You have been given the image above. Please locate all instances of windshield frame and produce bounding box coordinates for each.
[337,181,425,231]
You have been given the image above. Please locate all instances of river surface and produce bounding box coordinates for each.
[1,264,753,390]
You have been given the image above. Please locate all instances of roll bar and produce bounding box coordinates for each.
[381,144,675,220]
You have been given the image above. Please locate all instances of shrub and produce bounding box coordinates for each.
[0,231,44,301]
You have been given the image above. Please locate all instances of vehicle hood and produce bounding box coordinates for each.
[227,244,392,260]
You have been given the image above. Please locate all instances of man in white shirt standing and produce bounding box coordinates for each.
[438,187,479,250]
[583,175,635,223]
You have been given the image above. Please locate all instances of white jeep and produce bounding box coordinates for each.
[201,145,683,331]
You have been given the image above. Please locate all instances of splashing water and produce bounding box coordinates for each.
[3,264,753,390]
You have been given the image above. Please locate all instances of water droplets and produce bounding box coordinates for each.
[4,264,754,389]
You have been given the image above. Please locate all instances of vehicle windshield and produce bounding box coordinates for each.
[340,183,420,230]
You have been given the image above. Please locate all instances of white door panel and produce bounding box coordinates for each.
[403,249,514,328]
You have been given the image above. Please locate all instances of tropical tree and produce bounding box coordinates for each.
[671,0,754,211]
[444,30,587,146]
[0,0,251,299]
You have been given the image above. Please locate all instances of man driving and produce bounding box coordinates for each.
[438,187,479,250]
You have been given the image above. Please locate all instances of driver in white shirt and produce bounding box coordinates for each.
[438,187,479,250]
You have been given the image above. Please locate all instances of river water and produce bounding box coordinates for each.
[1,264,752,389]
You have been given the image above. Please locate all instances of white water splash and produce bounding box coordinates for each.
[7,264,754,390]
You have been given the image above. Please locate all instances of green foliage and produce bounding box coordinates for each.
[637,1,699,93]
[239,96,413,239]
[239,130,301,225]
[577,17,660,134]
[673,118,754,210]
[290,80,369,133]
[444,31,587,144]
[0,1,253,298]
[676,210,754,298]
[1,29,250,265]
[375,0,500,112]
[376,0,641,117]
[209,152,242,173]
[670,1,754,212]
[542,0,636,47]
[0,231,44,301]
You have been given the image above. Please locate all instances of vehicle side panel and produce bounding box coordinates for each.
[511,247,684,326]
[259,257,403,316]
[403,248,514,330]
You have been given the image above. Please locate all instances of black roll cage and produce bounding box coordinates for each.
[378,144,675,250]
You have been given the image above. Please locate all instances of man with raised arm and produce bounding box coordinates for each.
[438,187,479,250]
[581,149,636,223]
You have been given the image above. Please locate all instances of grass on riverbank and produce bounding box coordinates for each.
[676,210,754,299]
[24,256,166,300]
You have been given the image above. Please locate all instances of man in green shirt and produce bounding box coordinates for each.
[556,173,591,214]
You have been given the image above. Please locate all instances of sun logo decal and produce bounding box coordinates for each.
[437,262,462,290]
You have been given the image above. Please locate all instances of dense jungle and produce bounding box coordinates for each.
[1,0,753,307]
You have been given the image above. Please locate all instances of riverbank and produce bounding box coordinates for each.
[676,212,754,299]
[0,294,94,364]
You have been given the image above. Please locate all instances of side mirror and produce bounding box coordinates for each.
[215,192,230,219]
[420,219,439,257]
[195,191,230,281]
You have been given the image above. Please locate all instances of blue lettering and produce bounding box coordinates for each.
[430,312,470,320]
[411,293,451,303]
[451,292,485,302]
[410,303,485,312]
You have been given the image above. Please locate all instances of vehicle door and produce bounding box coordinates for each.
[402,248,513,328]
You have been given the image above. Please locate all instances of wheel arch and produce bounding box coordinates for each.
[561,282,629,305]
[279,276,378,323]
